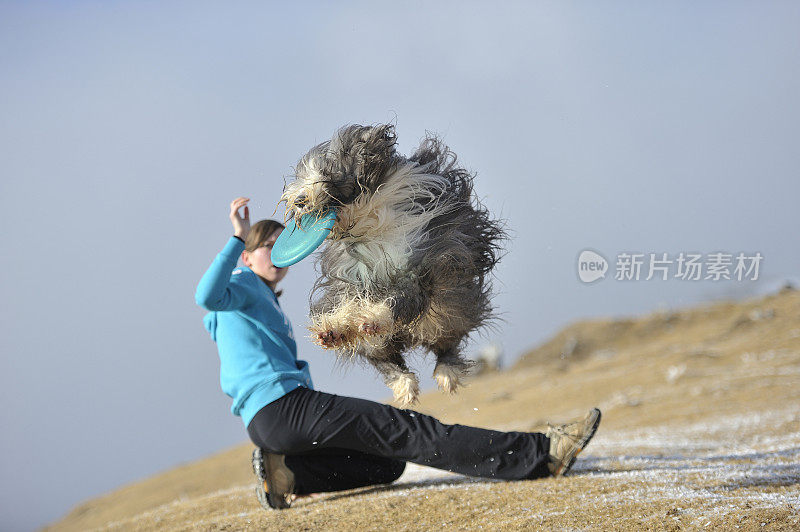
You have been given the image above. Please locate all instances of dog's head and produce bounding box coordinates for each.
[281,124,400,224]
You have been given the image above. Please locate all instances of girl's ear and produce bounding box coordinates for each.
[241,250,252,267]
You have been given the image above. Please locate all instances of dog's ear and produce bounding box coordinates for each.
[332,124,399,191]
[361,124,398,185]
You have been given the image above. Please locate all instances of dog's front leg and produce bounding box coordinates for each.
[351,276,427,347]
[353,298,395,345]
[309,294,361,349]
[310,295,396,350]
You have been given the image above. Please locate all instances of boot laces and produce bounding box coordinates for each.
[546,420,583,443]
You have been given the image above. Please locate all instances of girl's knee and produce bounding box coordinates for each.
[258,430,312,455]
[382,460,406,483]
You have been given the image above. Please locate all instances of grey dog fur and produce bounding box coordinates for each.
[284,124,506,399]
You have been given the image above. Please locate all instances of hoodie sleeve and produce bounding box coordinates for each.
[195,237,252,311]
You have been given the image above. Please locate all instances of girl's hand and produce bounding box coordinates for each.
[230,197,251,240]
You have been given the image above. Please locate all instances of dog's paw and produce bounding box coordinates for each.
[316,330,342,348]
[352,316,394,348]
[433,363,463,394]
[357,303,395,338]
[309,324,349,349]
[389,373,420,407]
[359,322,383,335]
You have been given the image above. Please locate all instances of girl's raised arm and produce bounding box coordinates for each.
[230,197,251,241]
[195,197,254,311]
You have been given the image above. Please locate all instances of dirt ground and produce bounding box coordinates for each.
[45,288,800,531]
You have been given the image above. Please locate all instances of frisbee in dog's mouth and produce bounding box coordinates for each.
[271,209,337,267]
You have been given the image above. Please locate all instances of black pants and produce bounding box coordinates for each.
[247,387,550,494]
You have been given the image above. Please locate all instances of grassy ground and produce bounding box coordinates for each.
[45,288,800,531]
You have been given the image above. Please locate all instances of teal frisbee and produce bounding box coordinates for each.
[271,209,337,267]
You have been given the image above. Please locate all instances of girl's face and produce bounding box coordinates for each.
[241,229,288,289]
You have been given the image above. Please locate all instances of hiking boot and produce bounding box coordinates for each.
[546,408,602,476]
[252,447,295,510]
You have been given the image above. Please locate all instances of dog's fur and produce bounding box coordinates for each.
[281,124,505,406]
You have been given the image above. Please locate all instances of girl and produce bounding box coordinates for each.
[196,197,601,510]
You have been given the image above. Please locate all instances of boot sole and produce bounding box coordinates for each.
[252,448,293,510]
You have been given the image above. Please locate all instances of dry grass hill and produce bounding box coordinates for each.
[46,288,800,531]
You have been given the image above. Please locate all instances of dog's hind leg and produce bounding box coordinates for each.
[366,344,420,407]
[432,342,475,394]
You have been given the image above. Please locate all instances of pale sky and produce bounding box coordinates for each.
[1,2,799,531]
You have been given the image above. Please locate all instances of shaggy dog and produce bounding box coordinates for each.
[281,124,505,406]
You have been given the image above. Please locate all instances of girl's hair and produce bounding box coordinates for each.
[244,219,286,297]
[244,219,285,252]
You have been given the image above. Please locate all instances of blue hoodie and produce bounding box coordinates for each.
[195,236,313,428]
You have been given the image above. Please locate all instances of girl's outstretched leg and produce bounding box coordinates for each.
[248,387,551,481]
